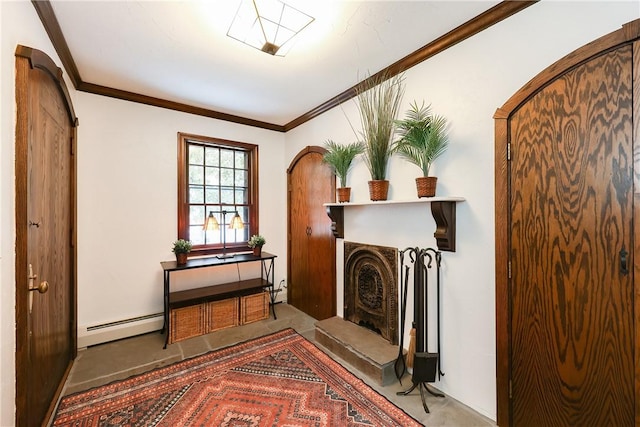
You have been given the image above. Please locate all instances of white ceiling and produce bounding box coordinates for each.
[49,0,501,127]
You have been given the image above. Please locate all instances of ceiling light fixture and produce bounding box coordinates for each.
[227,0,315,56]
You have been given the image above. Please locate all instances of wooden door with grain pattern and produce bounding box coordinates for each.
[15,46,77,426]
[507,45,634,426]
[287,147,336,320]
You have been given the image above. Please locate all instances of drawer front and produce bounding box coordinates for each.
[206,297,239,332]
[170,304,205,344]
[240,292,270,325]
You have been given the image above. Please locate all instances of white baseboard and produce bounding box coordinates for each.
[78,313,163,349]
[78,291,287,349]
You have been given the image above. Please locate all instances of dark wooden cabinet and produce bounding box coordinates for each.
[287,146,336,320]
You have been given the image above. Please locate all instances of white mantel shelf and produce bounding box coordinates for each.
[323,196,465,208]
[323,196,465,252]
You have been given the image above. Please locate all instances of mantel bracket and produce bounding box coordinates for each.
[431,201,456,252]
[326,206,344,238]
[325,201,458,252]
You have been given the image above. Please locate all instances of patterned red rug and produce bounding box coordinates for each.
[53,328,420,426]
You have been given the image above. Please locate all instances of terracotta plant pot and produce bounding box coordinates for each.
[253,246,262,257]
[416,176,437,198]
[176,252,188,265]
[368,180,389,201]
[337,187,351,203]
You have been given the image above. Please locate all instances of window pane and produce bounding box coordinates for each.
[189,165,204,185]
[205,187,220,204]
[220,168,234,186]
[221,188,234,204]
[189,226,205,245]
[235,151,246,168]
[203,226,220,244]
[229,227,244,244]
[188,144,204,165]
[189,186,204,204]
[205,146,219,166]
[189,205,205,225]
[220,149,234,167]
[205,166,219,185]
[235,189,247,204]
[235,169,247,186]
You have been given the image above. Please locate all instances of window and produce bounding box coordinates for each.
[178,133,258,256]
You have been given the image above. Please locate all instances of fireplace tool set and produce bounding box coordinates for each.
[395,247,445,413]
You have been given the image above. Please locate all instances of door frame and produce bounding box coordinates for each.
[494,19,640,426]
[14,45,78,426]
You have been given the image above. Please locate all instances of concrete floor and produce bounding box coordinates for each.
[61,303,496,426]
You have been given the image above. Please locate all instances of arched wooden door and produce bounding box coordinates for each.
[287,146,336,320]
[15,46,78,426]
[494,21,640,426]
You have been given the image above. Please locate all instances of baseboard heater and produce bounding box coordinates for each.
[78,313,163,349]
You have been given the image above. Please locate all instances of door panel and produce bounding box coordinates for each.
[288,153,311,312]
[305,152,336,319]
[509,47,633,426]
[15,46,77,426]
[287,148,336,320]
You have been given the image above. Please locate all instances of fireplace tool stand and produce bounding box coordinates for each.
[395,247,445,414]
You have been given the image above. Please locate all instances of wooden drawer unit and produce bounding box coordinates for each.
[240,292,270,325]
[206,297,239,332]
[170,304,206,344]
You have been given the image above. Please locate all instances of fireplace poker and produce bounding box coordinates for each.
[394,249,411,383]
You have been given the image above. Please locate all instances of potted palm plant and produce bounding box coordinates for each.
[172,239,193,265]
[355,73,405,201]
[393,101,449,198]
[322,140,364,203]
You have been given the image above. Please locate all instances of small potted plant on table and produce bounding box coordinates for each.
[172,239,193,265]
[322,140,364,203]
[248,234,266,256]
[393,101,449,198]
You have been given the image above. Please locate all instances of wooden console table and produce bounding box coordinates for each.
[160,252,277,348]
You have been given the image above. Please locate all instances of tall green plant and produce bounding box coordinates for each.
[355,73,405,181]
[394,101,449,176]
[322,140,364,188]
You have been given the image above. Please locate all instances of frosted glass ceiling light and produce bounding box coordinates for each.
[227,0,314,56]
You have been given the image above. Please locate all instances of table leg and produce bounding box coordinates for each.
[262,258,278,320]
[163,271,170,349]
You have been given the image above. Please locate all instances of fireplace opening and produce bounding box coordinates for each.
[344,242,398,345]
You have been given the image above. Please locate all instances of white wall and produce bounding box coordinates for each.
[75,93,286,345]
[284,1,638,420]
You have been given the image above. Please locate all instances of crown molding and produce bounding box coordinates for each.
[283,0,537,131]
[32,0,537,133]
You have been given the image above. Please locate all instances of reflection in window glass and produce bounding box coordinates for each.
[220,149,234,167]
[205,147,219,166]
[221,168,234,186]
[189,145,204,165]
[189,186,204,204]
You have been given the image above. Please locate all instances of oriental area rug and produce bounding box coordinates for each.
[53,328,420,426]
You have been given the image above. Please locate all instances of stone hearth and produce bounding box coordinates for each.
[315,316,400,386]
